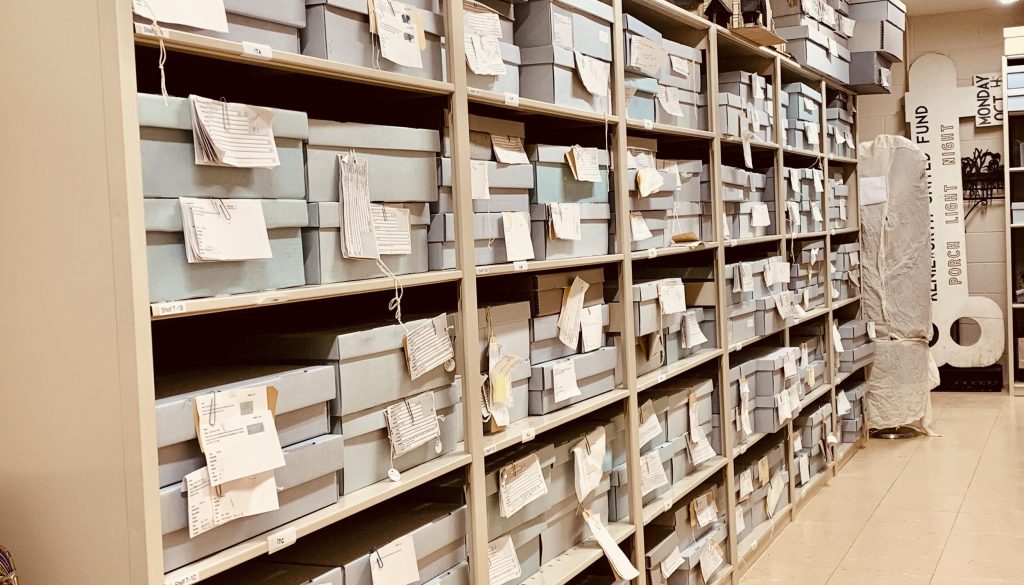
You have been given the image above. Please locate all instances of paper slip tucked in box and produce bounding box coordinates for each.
[530,267,607,316]
[796,402,833,447]
[483,442,557,537]
[514,0,614,60]
[519,44,611,113]
[340,379,463,494]
[144,198,307,303]
[135,0,307,52]
[154,364,335,487]
[439,157,535,191]
[303,0,446,80]
[442,113,525,161]
[159,434,344,571]
[659,38,703,93]
[541,479,611,562]
[271,501,467,585]
[137,94,308,199]
[528,346,618,414]
[306,120,440,203]
[622,14,663,75]
[849,0,906,29]
[530,304,609,364]
[649,482,726,547]
[625,73,658,122]
[528,145,611,203]
[303,202,430,285]
[608,437,680,513]
[479,302,533,378]
[656,85,706,130]
[200,562,343,585]
[529,203,611,260]
[465,41,523,95]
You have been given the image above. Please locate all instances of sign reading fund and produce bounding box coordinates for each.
[904,54,1004,368]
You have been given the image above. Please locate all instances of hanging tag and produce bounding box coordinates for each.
[582,510,640,580]
[832,323,845,353]
[638,400,664,446]
[557,276,590,348]
[836,391,852,416]
[657,279,687,314]
[639,451,669,496]
[404,314,455,380]
[867,321,877,340]
[471,160,491,200]
[552,360,582,403]
[498,453,548,517]
[488,536,522,585]
[630,212,654,242]
[739,468,754,499]
[699,542,725,583]
[369,535,420,585]
[661,546,685,578]
[571,426,606,502]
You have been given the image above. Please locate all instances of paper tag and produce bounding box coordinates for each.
[574,51,610,97]
[404,314,455,381]
[637,167,665,197]
[132,0,228,32]
[670,55,690,77]
[630,212,654,242]
[471,160,491,200]
[867,321,876,340]
[372,204,412,256]
[370,534,420,585]
[757,457,770,486]
[799,455,811,483]
[504,92,520,106]
[783,352,797,377]
[699,542,725,583]
[197,411,285,487]
[513,260,529,271]
[583,511,639,580]
[683,311,708,348]
[580,305,603,352]
[658,279,687,315]
[640,451,670,495]
[693,490,719,527]
[741,129,754,169]
[638,400,664,446]
[179,198,273,263]
[373,0,424,69]
[572,426,606,501]
[488,536,523,585]
[837,391,852,416]
[185,467,279,538]
[832,323,845,353]
[751,202,771,227]
[739,468,754,499]
[268,526,297,553]
[552,12,573,48]
[739,263,754,292]
[689,436,716,466]
[812,203,824,222]
[499,453,548,517]
[657,85,684,118]
[566,145,602,182]
[552,360,583,403]
[502,211,535,262]
[336,154,378,260]
[661,546,685,578]
[491,135,530,165]
[735,506,746,534]
[557,276,590,348]
[384,394,441,457]
[765,471,784,517]
[629,35,665,76]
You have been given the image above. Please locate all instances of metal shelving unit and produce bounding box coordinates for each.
[1003,27,1024,396]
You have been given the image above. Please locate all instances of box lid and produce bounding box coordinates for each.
[307,201,430,228]
[662,38,702,63]
[308,120,440,152]
[527,144,611,166]
[144,198,308,232]
[553,0,613,23]
[623,14,662,40]
[138,93,309,139]
[225,0,306,27]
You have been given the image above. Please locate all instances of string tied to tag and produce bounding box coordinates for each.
[138,0,170,103]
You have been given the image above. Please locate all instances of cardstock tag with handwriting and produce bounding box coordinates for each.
[488,536,522,585]
[404,314,455,381]
[370,534,420,585]
[498,453,548,517]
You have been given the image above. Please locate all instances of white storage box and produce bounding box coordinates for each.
[528,346,618,414]
[529,203,611,260]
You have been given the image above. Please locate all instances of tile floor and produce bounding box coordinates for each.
[739,391,1024,585]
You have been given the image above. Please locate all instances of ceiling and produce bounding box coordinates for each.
[903,0,1017,16]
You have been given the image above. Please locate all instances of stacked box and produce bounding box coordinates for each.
[734,441,790,544]
[793,401,834,486]
[790,239,827,313]
[135,0,307,52]
[656,38,707,130]
[782,82,823,152]
[713,165,775,240]
[155,366,342,571]
[771,0,854,84]
[831,242,861,300]
[646,482,728,585]
[718,71,773,142]
[515,0,614,112]
[828,171,851,230]
[480,302,534,430]
[618,280,714,375]
[840,382,867,442]
[528,269,618,415]
[1008,65,1024,113]
[430,116,534,269]
[461,0,522,94]
[723,257,789,345]
[792,322,828,399]
[781,166,826,234]
[527,144,612,260]
[306,121,438,284]
[304,0,446,81]
[827,93,856,159]
[847,0,905,93]
[715,357,756,452]
[747,347,803,434]
[837,319,876,373]
[138,94,309,303]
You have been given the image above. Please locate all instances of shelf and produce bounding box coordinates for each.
[1010,167,1024,173]
[792,305,828,325]
[161,451,472,584]
[835,434,866,472]
[737,503,793,563]
[733,432,768,458]
[475,254,624,277]
[708,564,734,585]
[782,146,824,158]
[631,242,718,260]
[622,0,711,30]
[785,230,828,240]
[720,135,779,151]
[642,457,729,524]
[1010,224,1024,229]
[728,328,783,354]
[134,25,454,96]
[638,348,724,391]
[829,227,859,236]
[520,522,635,585]
[467,88,617,125]
[797,465,832,503]
[724,234,783,248]
[797,383,833,413]
[831,296,861,310]
[483,389,630,456]
[1013,304,1024,309]
[827,155,858,165]
[625,119,716,140]
[150,270,463,319]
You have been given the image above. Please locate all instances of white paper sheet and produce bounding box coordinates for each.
[638,400,663,446]
[179,198,273,263]
[566,145,602,182]
[369,534,421,585]
[657,279,687,315]
[571,426,606,501]
[580,305,604,352]
[133,0,228,31]
[374,0,424,69]
[488,536,522,585]
[639,451,669,496]
[552,360,583,403]
[372,204,412,256]
[557,276,590,348]
[498,453,548,518]
[583,511,639,580]
[629,36,665,76]
[630,212,654,241]
[549,202,582,240]
[491,135,531,165]
[574,51,610,97]
[501,211,535,261]
[859,175,888,205]
[404,314,455,380]
[471,160,491,200]
[198,410,286,486]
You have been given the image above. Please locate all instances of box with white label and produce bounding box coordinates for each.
[531,267,607,316]
[654,521,728,585]
[479,302,533,380]
[656,85,707,130]
[519,45,611,112]
[442,113,525,161]
[529,202,611,260]
[303,202,430,285]
[528,346,618,414]
[777,26,851,84]
[795,401,834,448]
[530,304,609,364]
[623,15,663,75]
[144,198,308,303]
[649,482,726,548]
[483,442,558,537]
[514,0,613,60]
[340,379,463,494]
[137,93,308,200]
[270,501,467,585]
[135,0,307,52]
[303,0,446,80]
[426,211,510,269]
[307,120,440,203]
[154,364,336,487]
[465,42,523,95]
[847,18,904,61]
[660,38,703,94]
[827,109,855,159]
[529,145,611,204]
[625,73,658,122]
[159,434,344,571]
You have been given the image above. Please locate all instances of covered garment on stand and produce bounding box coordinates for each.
[858,135,938,431]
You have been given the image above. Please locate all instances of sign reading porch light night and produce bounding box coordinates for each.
[904,54,1004,369]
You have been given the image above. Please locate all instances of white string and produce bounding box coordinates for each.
[139,0,170,103]
[376,257,409,333]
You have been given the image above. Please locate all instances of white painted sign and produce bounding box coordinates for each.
[973,73,1003,128]
[904,54,1004,368]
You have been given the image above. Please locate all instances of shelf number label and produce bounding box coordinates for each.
[242,41,273,60]
[647,248,658,259]
[643,120,654,130]
[504,92,520,107]
[268,526,297,553]
[155,302,187,317]
[137,23,170,38]
[513,260,529,271]
[521,428,536,443]
[165,571,199,585]
[484,444,498,456]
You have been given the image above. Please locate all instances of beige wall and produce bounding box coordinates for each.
[859,6,1024,348]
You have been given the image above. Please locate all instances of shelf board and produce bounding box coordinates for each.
[724,234,783,248]
[520,522,635,585]
[467,88,617,125]
[161,451,471,584]
[737,503,792,564]
[782,146,823,158]
[641,456,729,523]
[827,155,858,165]
[625,119,716,140]
[708,564,734,585]
[785,230,828,240]
[150,270,462,319]
[134,25,454,96]
[829,226,859,236]
[1010,224,1024,229]
[1010,167,1024,173]
[483,389,630,456]
[631,241,718,260]
[797,383,833,413]
[1013,303,1024,309]
[637,348,724,391]
[833,369,856,387]
[720,135,779,151]
[792,305,829,325]
[728,328,783,354]
[831,296,861,311]
[797,464,833,504]
[475,254,624,277]
[622,0,711,30]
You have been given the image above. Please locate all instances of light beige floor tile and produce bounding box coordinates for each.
[932,532,1024,582]
[952,510,1024,535]
[752,521,861,569]
[930,575,1024,585]
[739,562,834,584]
[861,507,957,534]
[824,567,931,585]
[875,488,964,513]
[835,529,948,574]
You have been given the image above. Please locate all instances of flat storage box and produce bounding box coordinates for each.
[440,157,535,191]
[271,502,467,585]
[777,26,851,85]
[307,121,440,203]
[528,346,618,414]
[529,145,611,203]
[341,379,463,494]
[660,38,703,94]
[848,0,906,30]
[849,50,894,93]
[514,0,614,61]
[839,343,876,372]
[136,0,307,52]
[479,302,533,381]
[304,202,431,285]
[1011,202,1024,225]
[530,203,611,260]
[848,18,904,62]
[625,73,658,122]
[656,86,707,130]
[199,562,343,585]
[160,434,344,571]
[530,304,609,364]
[442,113,525,161]
[427,212,519,269]
[466,42,522,95]
[144,198,308,303]
[531,267,606,316]
[154,364,336,487]
[484,443,558,539]
[519,45,611,113]
[623,14,663,75]
[842,416,862,442]
[303,0,446,80]
[137,93,309,200]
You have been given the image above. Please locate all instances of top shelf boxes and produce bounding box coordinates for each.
[134,0,308,53]
[771,0,853,85]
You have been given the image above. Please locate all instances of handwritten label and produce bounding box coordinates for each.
[242,41,273,60]
[504,92,520,107]
[165,571,200,585]
[267,526,297,553]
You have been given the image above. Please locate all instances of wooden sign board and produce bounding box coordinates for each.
[973,73,1004,128]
